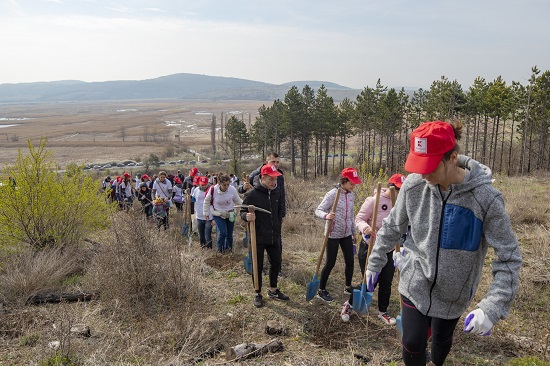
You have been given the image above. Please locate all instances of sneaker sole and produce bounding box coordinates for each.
[268,293,290,301]
[316,295,334,303]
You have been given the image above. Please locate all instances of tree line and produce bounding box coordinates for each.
[223,66,549,178]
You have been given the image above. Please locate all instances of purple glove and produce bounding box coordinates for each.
[464,308,493,336]
[353,244,357,255]
[365,270,379,292]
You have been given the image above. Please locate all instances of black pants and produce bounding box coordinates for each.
[320,235,354,290]
[356,239,395,312]
[252,242,282,293]
[401,295,459,366]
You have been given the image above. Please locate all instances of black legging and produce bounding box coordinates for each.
[356,240,395,312]
[401,295,459,366]
[319,235,354,290]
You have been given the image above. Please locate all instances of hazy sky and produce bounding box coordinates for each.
[1,0,548,89]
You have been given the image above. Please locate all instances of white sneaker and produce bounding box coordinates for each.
[378,312,396,325]
[341,301,352,322]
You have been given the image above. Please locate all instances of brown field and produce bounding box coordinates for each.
[0,100,267,168]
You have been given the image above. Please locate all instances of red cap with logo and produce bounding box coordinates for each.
[341,167,362,184]
[142,174,149,180]
[388,174,406,188]
[199,176,209,185]
[405,121,456,174]
[193,176,199,186]
[174,177,182,184]
[261,164,282,177]
[189,167,199,177]
[123,172,131,178]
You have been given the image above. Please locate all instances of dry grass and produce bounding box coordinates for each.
[0,102,549,364]
[0,174,548,365]
[0,245,84,307]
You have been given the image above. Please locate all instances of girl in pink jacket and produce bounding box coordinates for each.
[343,174,406,324]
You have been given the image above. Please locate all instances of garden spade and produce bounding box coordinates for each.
[306,187,342,301]
[353,182,382,314]
[243,222,253,275]
[182,188,192,243]
[388,186,404,338]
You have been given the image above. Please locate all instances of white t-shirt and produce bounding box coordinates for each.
[193,187,212,220]
[204,184,242,213]
[152,178,173,199]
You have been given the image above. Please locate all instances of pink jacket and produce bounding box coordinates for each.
[355,187,393,234]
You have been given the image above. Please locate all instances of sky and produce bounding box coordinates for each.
[0,0,548,89]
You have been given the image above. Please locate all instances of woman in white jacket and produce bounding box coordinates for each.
[204,174,242,253]
[314,168,361,302]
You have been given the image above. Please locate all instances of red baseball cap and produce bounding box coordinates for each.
[199,176,209,185]
[123,172,131,178]
[404,121,456,174]
[174,177,182,184]
[261,164,282,177]
[193,176,199,186]
[341,167,362,184]
[189,167,198,177]
[142,174,149,180]
[388,174,406,188]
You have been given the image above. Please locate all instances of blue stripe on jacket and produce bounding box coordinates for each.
[440,204,483,251]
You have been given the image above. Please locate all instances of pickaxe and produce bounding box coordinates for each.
[235,204,271,293]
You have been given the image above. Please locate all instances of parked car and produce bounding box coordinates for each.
[176,159,185,164]
[168,161,176,165]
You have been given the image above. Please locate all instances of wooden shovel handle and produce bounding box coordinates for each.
[314,187,342,276]
[363,182,382,284]
[249,207,260,292]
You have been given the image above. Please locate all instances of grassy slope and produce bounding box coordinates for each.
[0,174,549,365]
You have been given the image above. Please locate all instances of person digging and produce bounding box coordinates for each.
[239,164,289,308]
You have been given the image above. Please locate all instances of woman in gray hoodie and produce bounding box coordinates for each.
[367,121,522,366]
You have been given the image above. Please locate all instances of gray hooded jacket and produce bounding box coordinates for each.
[367,156,522,325]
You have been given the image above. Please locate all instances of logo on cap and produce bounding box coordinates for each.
[415,137,427,154]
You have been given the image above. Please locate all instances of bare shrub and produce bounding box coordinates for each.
[285,176,330,214]
[86,213,209,318]
[0,246,83,307]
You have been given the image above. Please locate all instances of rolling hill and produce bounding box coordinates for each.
[0,73,363,103]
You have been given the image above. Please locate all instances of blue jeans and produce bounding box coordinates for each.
[213,216,234,252]
[197,219,213,249]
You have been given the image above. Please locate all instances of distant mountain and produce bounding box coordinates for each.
[0,73,363,103]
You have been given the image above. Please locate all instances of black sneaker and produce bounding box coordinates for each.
[267,289,289,301]
[317,289,334,302]
[253,294,264,308]
[344,284,361,295]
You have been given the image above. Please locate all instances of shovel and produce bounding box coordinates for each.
[353,182,382,314]
[182,188,192,241]
[235,205,271,292]
[306,187,342,301]
[389,186,403,339]
[243,222,253,275]
[249,206,260,293]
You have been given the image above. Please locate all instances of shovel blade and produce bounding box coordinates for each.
[306,275,320,301]
[353,284,372,315]
[396,313,403,340]
[243,251,253,275]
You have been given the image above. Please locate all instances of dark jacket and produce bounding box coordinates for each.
[240,183,283,247]
[248,164,286,217]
